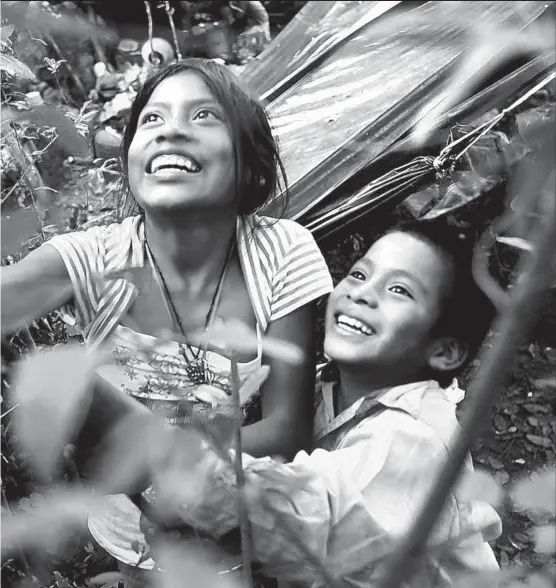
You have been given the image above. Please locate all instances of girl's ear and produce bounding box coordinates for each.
[427,337,468,373]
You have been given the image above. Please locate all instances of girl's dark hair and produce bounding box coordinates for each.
[119,58,288,218]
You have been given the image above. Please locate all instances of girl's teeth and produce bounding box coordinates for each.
[150,154,201,173]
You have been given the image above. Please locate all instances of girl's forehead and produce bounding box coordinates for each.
[148,70,219,107]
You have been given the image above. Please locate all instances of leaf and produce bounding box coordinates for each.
[533,524,556,555]
[496,236,534,252]
[494,470,510,486]
[0,24,15,44]
[458,469,504,508]
[87,572,124,587]
[0,53,36,80]
[512,467,556,514]
[526,434,552,448]
[523,403,550,414]
[488,456,504,470]
[11,344,96,480]
[531,377,556,391]
[1,488,96,557]
[3,104,89,157]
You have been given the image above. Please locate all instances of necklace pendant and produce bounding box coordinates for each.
[185,357,210,385]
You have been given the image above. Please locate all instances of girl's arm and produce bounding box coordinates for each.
[241,302,316,460]
[1,245,73,336]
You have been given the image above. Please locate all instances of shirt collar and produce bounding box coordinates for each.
[315,378,460,442]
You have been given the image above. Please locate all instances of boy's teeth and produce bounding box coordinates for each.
[336,314,373,336]
[150,154,201,173]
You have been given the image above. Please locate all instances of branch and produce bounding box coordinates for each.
[230,354,253,586]
[162,1,182,61]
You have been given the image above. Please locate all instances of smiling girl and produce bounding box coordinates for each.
[1,59,333,583]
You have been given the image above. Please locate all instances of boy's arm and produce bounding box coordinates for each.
[145,413,460,584]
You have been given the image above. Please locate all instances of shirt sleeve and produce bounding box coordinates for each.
[162,411,499,585]
[270,222,333,322]
[244,414,453,584]
[42,225,108,328]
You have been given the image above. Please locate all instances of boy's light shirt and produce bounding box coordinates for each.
[166,379,502,587]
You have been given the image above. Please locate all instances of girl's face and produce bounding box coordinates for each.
[127,70,236,215]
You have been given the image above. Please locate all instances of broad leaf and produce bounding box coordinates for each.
[0,53,35,80]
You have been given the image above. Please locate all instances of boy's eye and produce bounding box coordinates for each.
[349,270,366,281]
[389,285,413,299]
[140,112,161,125]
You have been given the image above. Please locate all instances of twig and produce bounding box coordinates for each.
[377,183,556,588]
[43,31,86,99]
[230,354,253,587]
[0,403,19,420]
[162,1,182,61]
[144,1,155,60]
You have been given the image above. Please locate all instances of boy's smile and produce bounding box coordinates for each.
[324,231,454,374]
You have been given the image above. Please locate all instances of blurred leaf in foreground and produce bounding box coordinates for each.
[533,524,556,554]
[11,343,96,481]
[457,468,505,508]
[1,488,96,558]
[192,319,304,365]
[511,467,556,514]
[155,539,241,588]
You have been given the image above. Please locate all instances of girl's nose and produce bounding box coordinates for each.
[155,117,194,143]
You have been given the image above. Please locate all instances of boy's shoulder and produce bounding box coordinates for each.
[373,380,462,451]
[314,374,462,451]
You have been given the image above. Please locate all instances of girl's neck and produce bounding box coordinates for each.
[143,209,237,288]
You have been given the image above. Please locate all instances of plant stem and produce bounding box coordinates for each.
[144,1,155,59]
[230,354,253,587]
[377,186,556,588]
[163,1,182,61]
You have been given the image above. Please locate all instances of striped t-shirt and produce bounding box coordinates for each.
[46,214,333,350]
[45,213,333,569]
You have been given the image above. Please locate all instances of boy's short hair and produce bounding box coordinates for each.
[384,220,496,374]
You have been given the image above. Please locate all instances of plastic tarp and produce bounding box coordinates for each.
[241,1,554,226]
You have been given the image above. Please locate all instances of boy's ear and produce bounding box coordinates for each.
[427,338,468,373]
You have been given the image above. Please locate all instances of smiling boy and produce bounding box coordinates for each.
[142,222,503,587]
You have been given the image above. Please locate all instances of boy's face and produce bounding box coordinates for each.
[324,231,453,373]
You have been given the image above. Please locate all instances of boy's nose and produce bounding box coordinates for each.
[347,283,379,308]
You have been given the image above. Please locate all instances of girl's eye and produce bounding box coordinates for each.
[389,285,413,299]
[194,108,219,121]
[140,112,161,125]
[349,270,366,281]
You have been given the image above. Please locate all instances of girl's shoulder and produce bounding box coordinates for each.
[244,214,320,251]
